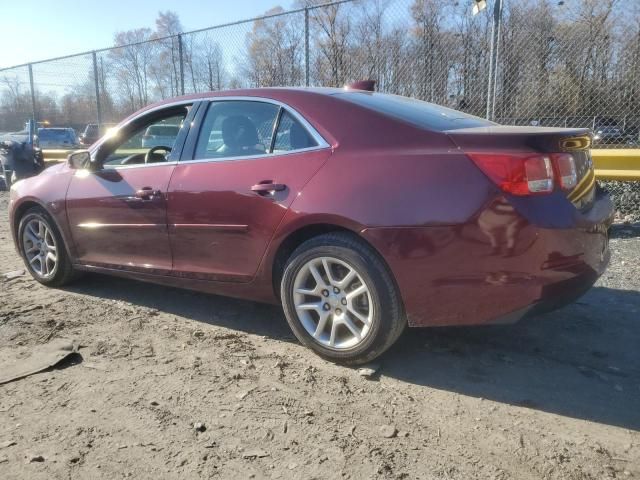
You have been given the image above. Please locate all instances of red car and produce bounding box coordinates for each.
[9,88,613,364]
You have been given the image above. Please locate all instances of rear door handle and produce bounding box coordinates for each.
[135,187,163,200]
[251,182,286,195]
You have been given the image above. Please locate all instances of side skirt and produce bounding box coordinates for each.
[73,263,279,305]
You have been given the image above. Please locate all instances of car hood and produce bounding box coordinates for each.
[43,162,67,174]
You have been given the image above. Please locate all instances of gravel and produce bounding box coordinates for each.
[601,181,640,222]
[0,191,639,479]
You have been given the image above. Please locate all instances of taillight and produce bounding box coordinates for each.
[467,152,554,196]
[553,153,577,190]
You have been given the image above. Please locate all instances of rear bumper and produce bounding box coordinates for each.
[486,267,602,325]
[362,191,613,327]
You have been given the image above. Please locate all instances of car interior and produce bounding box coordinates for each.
[99,105,190,167]
[195,101,279,159]
[96,101,319,168]
[195,101,317,160]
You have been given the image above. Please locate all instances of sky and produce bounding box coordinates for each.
[0,0,288,69]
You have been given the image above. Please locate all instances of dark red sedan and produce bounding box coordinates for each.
[9,88,613,364]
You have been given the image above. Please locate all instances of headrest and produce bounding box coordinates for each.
[221,115,259,149]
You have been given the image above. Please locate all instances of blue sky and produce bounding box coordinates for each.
[0,0,288,69]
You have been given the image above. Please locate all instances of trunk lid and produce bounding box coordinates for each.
[446,126,595,210]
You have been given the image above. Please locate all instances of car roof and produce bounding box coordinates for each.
[121,87,354,130]
[140,87,345,111]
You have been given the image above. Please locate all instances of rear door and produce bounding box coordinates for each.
[167,99,331,282]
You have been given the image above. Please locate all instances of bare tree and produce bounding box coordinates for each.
[191,36,226,91]
[295,0,352,87]
[108,28,155,112]
[410,0,449,102]
[153,11,184,97]
[243,7,304,87]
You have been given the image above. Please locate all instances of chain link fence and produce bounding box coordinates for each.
[600,182,640,222]
[0,0,638,216]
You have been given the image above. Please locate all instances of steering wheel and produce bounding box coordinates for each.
[145,145,172,164]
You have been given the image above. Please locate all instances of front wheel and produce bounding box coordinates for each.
[281,232,406,365]
[18,207,78,287]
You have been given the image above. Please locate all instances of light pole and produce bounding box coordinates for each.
[485,0,504,120]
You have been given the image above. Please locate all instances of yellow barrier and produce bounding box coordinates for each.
[42,149,75,161]
[591,149,640,181]
[43,148,640,181]
[42,148,148,163]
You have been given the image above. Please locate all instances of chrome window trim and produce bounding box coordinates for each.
[101,160,179,171]
[202,96,330,149]
[88,95,331,169]
[178,145,329,166]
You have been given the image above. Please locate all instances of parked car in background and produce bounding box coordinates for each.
[141,124,180,148]
[593,118,626,145]
[36,128,78,149]
[621,125,639,146]
[9,88,613,364]
[79,123,116,146]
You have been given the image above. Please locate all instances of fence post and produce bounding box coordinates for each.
[92,51,102,127]
[304,7,310,87]
[486,0,503,120]
[178,34,185,95]
[28,63,37,125]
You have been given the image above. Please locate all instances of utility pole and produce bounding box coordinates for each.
[28,64,37,125]
[304,7,310,87]
[92,51,102,127]
[485,0,503,120]
[178,34,185,95]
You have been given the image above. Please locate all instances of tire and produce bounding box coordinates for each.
[281,232,406,365]
[17,207,77,287]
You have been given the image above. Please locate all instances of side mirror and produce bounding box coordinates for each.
[67,150,91,170]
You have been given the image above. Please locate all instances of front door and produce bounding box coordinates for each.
[167,100,331,282]
[66,104,194,273]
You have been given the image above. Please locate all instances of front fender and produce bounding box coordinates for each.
[9,164,76,260]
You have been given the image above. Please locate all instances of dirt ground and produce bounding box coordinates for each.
[0,190,639,480]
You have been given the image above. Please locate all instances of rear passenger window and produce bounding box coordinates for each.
[195,101,279,160]
[273,111,318,152]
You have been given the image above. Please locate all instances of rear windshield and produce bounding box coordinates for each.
[147,125,180,136]
[38,129,73,140]
[335,92,494,131]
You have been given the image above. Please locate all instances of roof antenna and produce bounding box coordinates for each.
[344,80,376,92]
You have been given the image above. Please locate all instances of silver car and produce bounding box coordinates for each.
[141,124,180,148]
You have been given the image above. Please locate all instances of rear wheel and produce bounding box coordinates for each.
[18,207,77,287]
[281,232,406,365]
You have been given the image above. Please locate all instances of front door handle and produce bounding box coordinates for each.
[251,182,286,195]
[135,187,163,200]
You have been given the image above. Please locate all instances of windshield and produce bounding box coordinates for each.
[335,92,494,131]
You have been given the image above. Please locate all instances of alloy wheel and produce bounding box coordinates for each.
[22,218,58,278]
[292,256,373,350]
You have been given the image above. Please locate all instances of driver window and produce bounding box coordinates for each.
[102,108,189,167]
